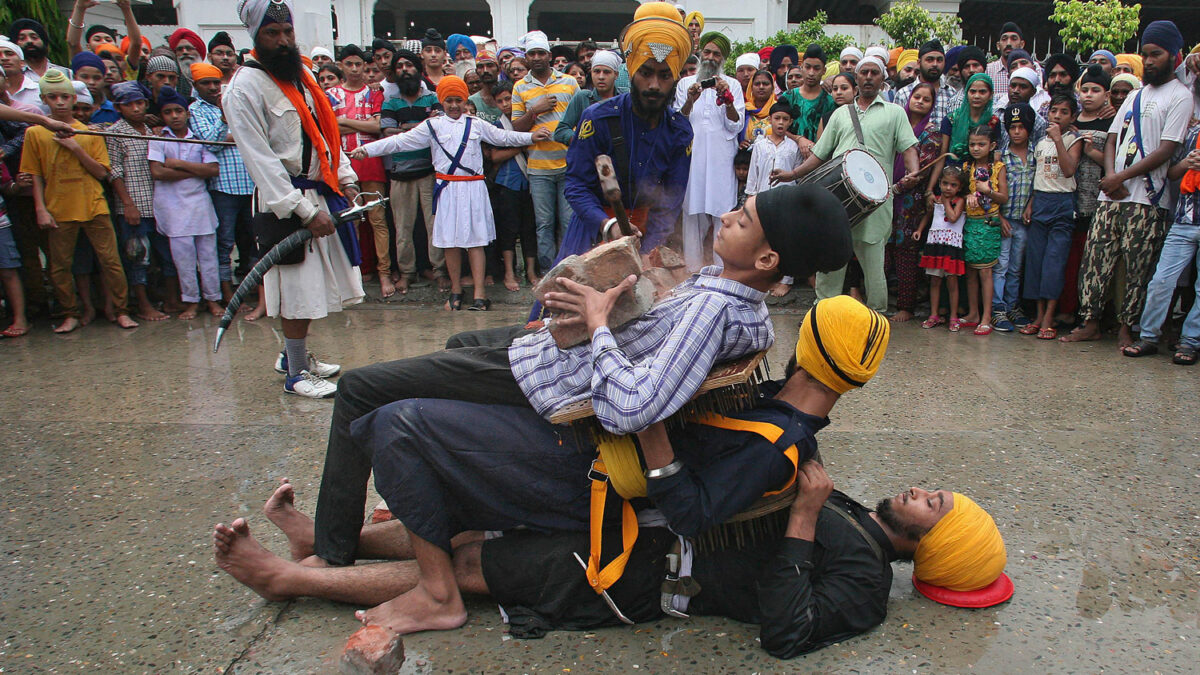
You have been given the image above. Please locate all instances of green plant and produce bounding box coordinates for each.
[1050,0,1140,54]
[724,12,855,76]
[874,0,961,48]
[0,0,68,65]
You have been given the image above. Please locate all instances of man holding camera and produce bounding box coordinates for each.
[675,31,745,271]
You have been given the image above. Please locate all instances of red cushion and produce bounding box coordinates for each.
[912,572,1014,608]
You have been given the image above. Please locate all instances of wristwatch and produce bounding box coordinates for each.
[645,460,683,480]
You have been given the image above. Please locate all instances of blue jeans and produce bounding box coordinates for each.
[528,172,573,271]
[210,191,254,282]
[117,216,175,286]
[1022,192,1076,301]
[1138,222,1200,348]
[992,219,1028,312]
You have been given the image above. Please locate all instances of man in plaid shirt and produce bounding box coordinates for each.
[892,40,956,129]
[189,63,256,303]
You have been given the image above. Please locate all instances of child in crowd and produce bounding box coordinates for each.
[318,64,344,91]
[20,71,136,333]
[0,163,29,337]
[485,81,539,292]
[746,101,799,297]
[1020,94,1083,340]
[352,76,548,311]
[993,103,1036,332]
[916,169,967,329]
[147,87,222,320]
[734,149,751,209]
[961,125,1007,335]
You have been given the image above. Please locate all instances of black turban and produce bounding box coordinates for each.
[86,25,116,42]
[1001,22,1023,39]
[8,18,48,44]
[208,31,234,53]
[1002,103,1035,135]
[1043,53,1079,82]
[1079,63,1111,90]
[753,184,853,279]
[803,43,826,64]
[769,44,800,73]
[372,37,396,53]
[392,49,422,74]
[421,28,445,50]
[919,39,944,58]
[956,46,987,70]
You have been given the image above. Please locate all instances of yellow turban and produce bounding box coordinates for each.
[685,11,704,31]
[795,296,890,395]
[897,49,919,72]
[1115,53,1143,80]
[620,15,691,77]
[634,1,684,22]
[914,493,1006,591]
[824,61,840,80]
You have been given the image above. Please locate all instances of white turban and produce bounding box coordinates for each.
[735,53,761,70]
[237,0,295,41]
[590,49,622,72]
[72,81,93,106]
[520,30,550,53]
[0,38,24,61]
[856,56,886,74]
[1009,66,1040,88]
[310,46,333,60]
[864,46,890,63]
[840,46,863,62]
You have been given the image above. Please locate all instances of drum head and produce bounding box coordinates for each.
[843,149,890,203]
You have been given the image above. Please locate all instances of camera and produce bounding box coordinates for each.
[699,77,716,89]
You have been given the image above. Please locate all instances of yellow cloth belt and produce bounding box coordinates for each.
[585,413,801,594]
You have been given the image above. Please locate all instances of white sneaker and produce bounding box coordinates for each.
[274,351,341,378]
[284,370,339,398]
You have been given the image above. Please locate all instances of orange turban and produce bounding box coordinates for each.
[914,493,1007,592]
[888,47,903,68]
[94,43,123,59]
[634,1,684,22]
[120,35,151,56]
[620,15,691,77]
[437,75,469,103]
[190,62,223,81]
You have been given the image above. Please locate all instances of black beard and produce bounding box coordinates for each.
[397,74,421,97]
[1047,82,1073,97]
[22,43,46,61]
[875,497,926,549]
[255,40,303,83]
[631,81,669,119]
[921,67,941,83]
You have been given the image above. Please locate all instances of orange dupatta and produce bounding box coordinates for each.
[250,52,344,195]
[1181,129,1200,196]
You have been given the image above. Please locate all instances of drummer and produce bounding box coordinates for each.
[772,55,921,313]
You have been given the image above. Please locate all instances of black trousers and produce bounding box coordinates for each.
[312,324,531,565]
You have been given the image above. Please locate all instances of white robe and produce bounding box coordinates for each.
[674,74,745,217]
[222,65,364,320]
[362,114,533,248]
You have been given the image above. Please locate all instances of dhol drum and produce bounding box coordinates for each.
[799,148,891,227]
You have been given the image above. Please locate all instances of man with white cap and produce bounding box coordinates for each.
[223,0,365,398]
[839,46,863,73]
[996,66,1049,153]
[0,38,42,111]
[310,46,334,71]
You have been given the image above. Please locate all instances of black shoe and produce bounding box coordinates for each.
[467,298,491,311]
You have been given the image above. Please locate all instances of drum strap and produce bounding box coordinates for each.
[848,101,868,150]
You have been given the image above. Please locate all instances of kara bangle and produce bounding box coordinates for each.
[68,18,85,29]
[645,460,683,480]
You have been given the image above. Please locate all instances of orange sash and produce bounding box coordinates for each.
[250,52,343,196]
[1181,130,1200,196]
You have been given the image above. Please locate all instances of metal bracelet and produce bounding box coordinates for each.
[645,460,683,480]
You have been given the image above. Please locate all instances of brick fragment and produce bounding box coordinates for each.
[534,236,651,348]
[340,625,404,675]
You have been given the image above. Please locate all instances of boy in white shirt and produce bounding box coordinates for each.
[746,101,799,296]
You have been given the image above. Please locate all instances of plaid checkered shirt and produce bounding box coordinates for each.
[1001,144,1036,220]
[510,266,773,435]
[105,119,155,217]
[189,98,255,196]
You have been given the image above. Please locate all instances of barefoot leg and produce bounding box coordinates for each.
[890,310,914,323]
[178,302,198,320]
[263,479,316,561]
[354,531,467,635]
[1060,319,1102,343]
[53,316,81,334]
[1117,324,1135,350]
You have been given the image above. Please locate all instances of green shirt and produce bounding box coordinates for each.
[811,96,918,243]
[780,87,836,142]
[469,92,503,124]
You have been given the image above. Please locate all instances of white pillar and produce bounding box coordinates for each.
[491,0,531,47]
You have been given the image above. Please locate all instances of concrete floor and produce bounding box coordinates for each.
[3,300,1200,673]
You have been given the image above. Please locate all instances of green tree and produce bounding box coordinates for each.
[0,0,68,65]
[1050,0,1141,54]
[725,12,856,76]
[874,0,962,48]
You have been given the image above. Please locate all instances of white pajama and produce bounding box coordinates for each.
[170,233,221,303]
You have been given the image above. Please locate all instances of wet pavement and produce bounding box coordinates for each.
[3,297,1200,673]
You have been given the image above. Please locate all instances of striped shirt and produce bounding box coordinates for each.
[511,69,578,174]
[189,98,255,196]
[509,267,773,434]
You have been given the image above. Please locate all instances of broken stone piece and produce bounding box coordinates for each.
[340,625,404,675]
[534,236,650,348]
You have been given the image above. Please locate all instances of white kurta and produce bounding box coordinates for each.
[745,136,800,195]
[222,64,364,320]
[362,114,533,249]
[674,74,745,216]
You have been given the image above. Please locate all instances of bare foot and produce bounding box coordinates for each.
[138,304,170,321]
[1060,324,1101,343]
[484,275,494,287]
[103,303,117,324]
[380,276,396,299]
[436,277,451,292]
[53,316,80,334]
[206,300,224,317]
[115,314,139,329]
[960,313,980,325]
[178,303,198,320]
[212,518,295,602]
[503,275,520,292]
[890,310,915,323]
[1117,325,1134,350]
[526,273,540,287]
[162,301,185,314]
[395,277,409,295]
[80,305,96,326]
[263,479,315,561]
[354,583,467,635]
[244,303,267,322]
[769,282,791,298]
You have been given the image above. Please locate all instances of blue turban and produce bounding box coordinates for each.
[446,34,477,60]
[1140,20,1184,57]
[156,85,189,111]
[945,45,964,70]
[71,51,107,75]
[1005,49,1031,69]
[111,81,150,104]
[1090,49,1117,67]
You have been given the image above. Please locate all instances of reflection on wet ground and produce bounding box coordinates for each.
[2,304,1199,672]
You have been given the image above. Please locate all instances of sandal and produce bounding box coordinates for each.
[1,325,30,338]
[445,293,464,311]
[1018,323,1041,335]
[467,298,491,311]
[948,318,963,332]
[973,324,993,336]
[1121,339,1158,357]
[921,315,945,329]
[1037,327,1057,340]
[1172,344,1197,365]
[959,320,979,328]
